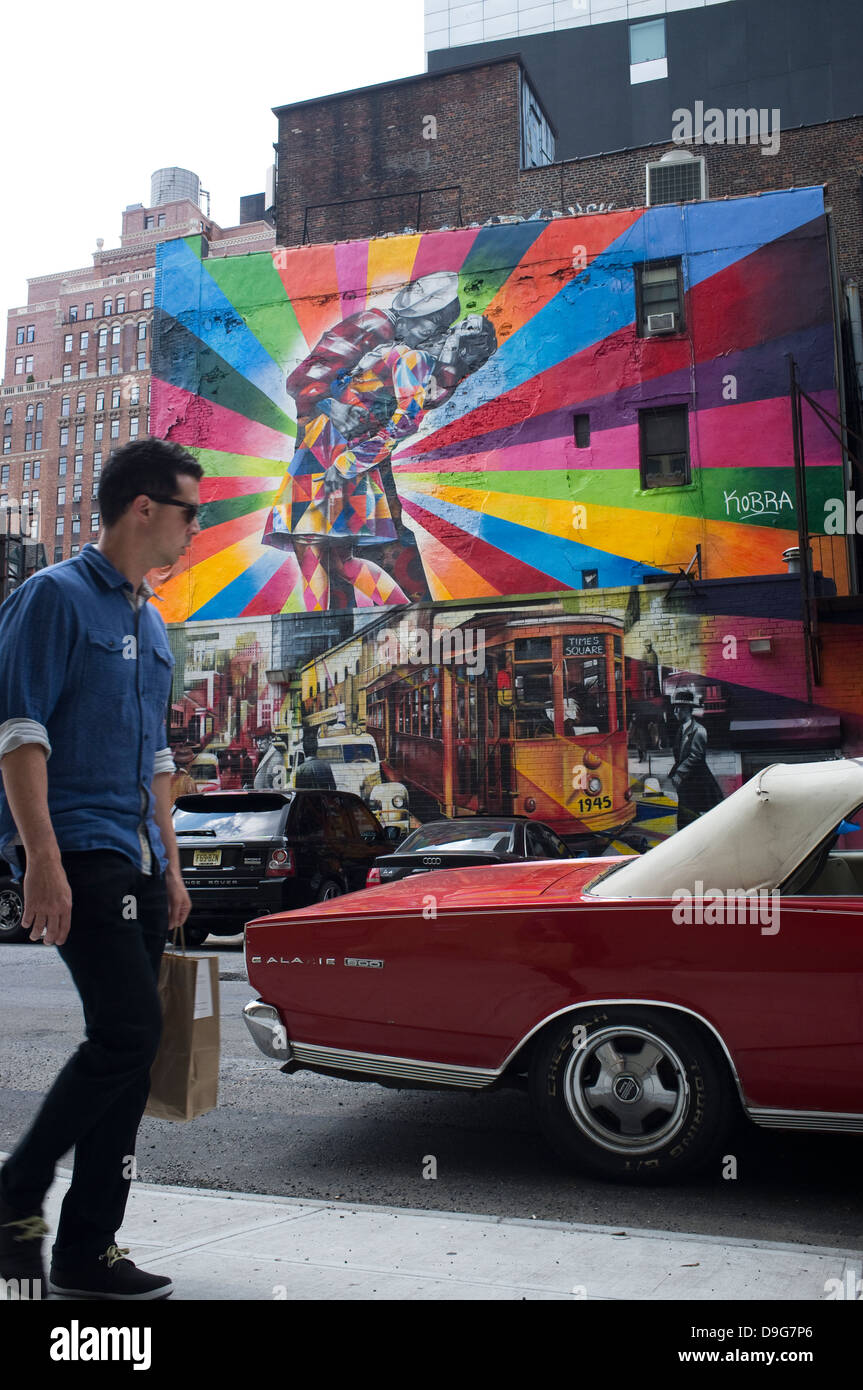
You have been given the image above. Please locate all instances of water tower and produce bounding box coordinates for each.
[150,167,201,208]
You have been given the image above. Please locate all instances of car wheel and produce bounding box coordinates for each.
[179,922,210,948]
[0,883,28,944]
[528,1007,733,1182]
[316,880,343,903]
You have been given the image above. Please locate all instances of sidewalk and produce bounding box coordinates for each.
[27,1161,862,1300]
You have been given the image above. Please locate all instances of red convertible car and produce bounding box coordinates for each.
[244,759,863,1181]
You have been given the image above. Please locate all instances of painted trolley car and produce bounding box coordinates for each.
[366,611,635,843]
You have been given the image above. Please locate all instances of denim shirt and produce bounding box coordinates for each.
[0,544,175,877]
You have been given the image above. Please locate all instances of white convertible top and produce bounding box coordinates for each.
[589,759,863,897]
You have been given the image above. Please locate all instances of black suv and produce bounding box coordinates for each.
[0,856,26,943]
[174,789,394,945]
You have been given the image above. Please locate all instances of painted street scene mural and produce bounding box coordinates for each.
[163,578,863,853]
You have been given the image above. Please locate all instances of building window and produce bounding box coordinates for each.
[630,17,667,84]
[74,455,83,474]
[0,467,8,488]
[93,451,102,473]
[136,352,146,370]
[78,362,87,379]
[26,324,35,343]
[57,485,66,505]
[2,438,10,455]
[110,419,120,439]
[76,393,86,413]
[3,408,11,425]
[639,406,690,489]
[59,427,69,446]
[144,215,154,230]
[129,384,140,407]
[95,391,105,411]
[129,417,140,439]
[72,516,81,534]
[80,331,89,351]
[32,461,40,479]
[31,489,39,508]
[58,456,67,476]
[26,403,34,422]
[98,328,108,349]
[53,545,63,563]
[15,358,23,375]
[56,516,65,536]
[62,364,72,381]
[91,511,100,531]
[112,324,121,345]
[157,213,166,228]
[573,414,590,449]
[34,432,42,449]
[111,357,120,374]
[137,321,147,341]
[64,334,73,352]
[98,359,108,377]
[636,260,684,337]
[23,462,30,482]
[73,482,82,502]
[142,291,152,309]
[75,425,84,445]
[94,421,103,441]
[582,569,599,588]
[69,306,78,322]
[16,327,24,345]
[116,296,126,313]
[70,544,80,554]
[103,298,112,316]
[25,432,32,450]
[84,303,94,319]
[36,402,43,421]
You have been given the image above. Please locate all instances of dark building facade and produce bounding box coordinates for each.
[427,0,863,162]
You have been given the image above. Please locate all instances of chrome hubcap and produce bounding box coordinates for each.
[564,1024,689,1154]
[0,889,23,930]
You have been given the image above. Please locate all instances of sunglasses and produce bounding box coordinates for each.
[146,494,200,523]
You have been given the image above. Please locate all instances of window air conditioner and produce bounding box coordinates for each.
[647,312,677,334]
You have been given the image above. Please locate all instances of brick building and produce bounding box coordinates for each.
[1,169,274,565]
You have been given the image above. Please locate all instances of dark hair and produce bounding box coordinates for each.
[97,439,204,527]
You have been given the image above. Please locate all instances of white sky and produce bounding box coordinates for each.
[0,0,425,330]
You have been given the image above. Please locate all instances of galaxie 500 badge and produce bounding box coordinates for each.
[250,956,384,968]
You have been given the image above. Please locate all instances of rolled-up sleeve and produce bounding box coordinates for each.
[0,576,75,763]
[153,747,176,776]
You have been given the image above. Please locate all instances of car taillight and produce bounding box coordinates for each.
[265,848,296,878]
[366,866,382,887]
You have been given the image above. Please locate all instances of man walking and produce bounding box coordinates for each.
[0,438,202,1300]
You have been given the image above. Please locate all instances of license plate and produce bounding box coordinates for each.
[193,849,222,867]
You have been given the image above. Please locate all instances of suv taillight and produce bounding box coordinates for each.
[266,848,296,878]
[366,866,381,887]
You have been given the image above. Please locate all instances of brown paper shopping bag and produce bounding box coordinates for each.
[145,927,220,1122]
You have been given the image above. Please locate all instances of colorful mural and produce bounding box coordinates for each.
[151,187,848,622]
[165,576,863,854]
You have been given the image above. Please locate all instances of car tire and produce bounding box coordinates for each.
[316,880,343,903]
[528,1006,733,1183]
[180,922,210,948]
[0,882,28,944]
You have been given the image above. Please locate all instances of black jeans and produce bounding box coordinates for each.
[0,850,167,1264]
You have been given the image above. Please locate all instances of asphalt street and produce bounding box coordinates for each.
[1,938,861,1250]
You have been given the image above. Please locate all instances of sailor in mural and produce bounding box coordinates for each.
[669,689,723,831]
[262,271,497,611]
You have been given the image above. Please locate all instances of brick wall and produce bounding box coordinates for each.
[275,62,522,246]
[517,115,863,285]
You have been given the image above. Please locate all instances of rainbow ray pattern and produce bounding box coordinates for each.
[150,189,845,620]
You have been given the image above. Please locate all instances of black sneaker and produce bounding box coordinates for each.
[49,1244,173,1301]
[0,1196,48,1300]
